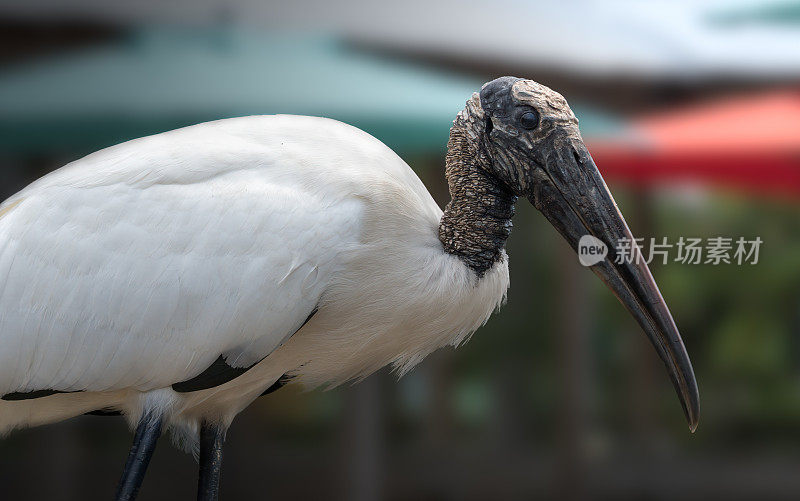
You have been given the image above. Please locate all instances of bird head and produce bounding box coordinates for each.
[472,76,699,432]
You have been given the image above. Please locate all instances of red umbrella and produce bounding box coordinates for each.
[590,90,800,197]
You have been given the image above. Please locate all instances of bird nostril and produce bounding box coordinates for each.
[571,148,583,166]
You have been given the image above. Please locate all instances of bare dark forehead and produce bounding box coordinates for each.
[479,76,522,117]
[479,76,577,123]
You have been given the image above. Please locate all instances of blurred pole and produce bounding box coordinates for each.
[627,190,659,450]
[37,422,83,500]
[555,243,594,501]
[424,349,455,447]
[342,373,385,501]
[487,362,525,451]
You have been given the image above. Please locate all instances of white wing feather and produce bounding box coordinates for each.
[0,115,425,395]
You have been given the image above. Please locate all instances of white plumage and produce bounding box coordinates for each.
[0,114,507,437]
[0,78,698,500]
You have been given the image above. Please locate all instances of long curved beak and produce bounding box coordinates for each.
[528,135,699,432]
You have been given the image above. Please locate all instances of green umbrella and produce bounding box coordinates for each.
[0,27,622,156]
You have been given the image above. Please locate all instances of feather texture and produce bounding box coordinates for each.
[0,115,509,438]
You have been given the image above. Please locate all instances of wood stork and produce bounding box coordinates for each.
[0,77,698,500]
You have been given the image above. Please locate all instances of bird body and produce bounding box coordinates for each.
[0,114,507,438]
[0,78,698,500]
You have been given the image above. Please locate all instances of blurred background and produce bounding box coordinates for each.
[1,0,799,499]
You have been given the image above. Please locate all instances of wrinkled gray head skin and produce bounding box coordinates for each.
[452,76,700,432]
[473,76,581,197]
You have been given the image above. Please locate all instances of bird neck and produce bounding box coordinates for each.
[439,119,517,278]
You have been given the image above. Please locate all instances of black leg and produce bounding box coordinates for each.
[197,421,225,501]
[115,413,164,501]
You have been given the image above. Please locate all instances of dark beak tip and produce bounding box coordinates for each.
[684,404,699,434]
[678,378,700,433]
[687,412,699,434]
[686,391,700,434]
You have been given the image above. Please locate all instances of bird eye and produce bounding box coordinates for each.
[519,111,539,129]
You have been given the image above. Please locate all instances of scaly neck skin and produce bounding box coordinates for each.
[438,118,517,278]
